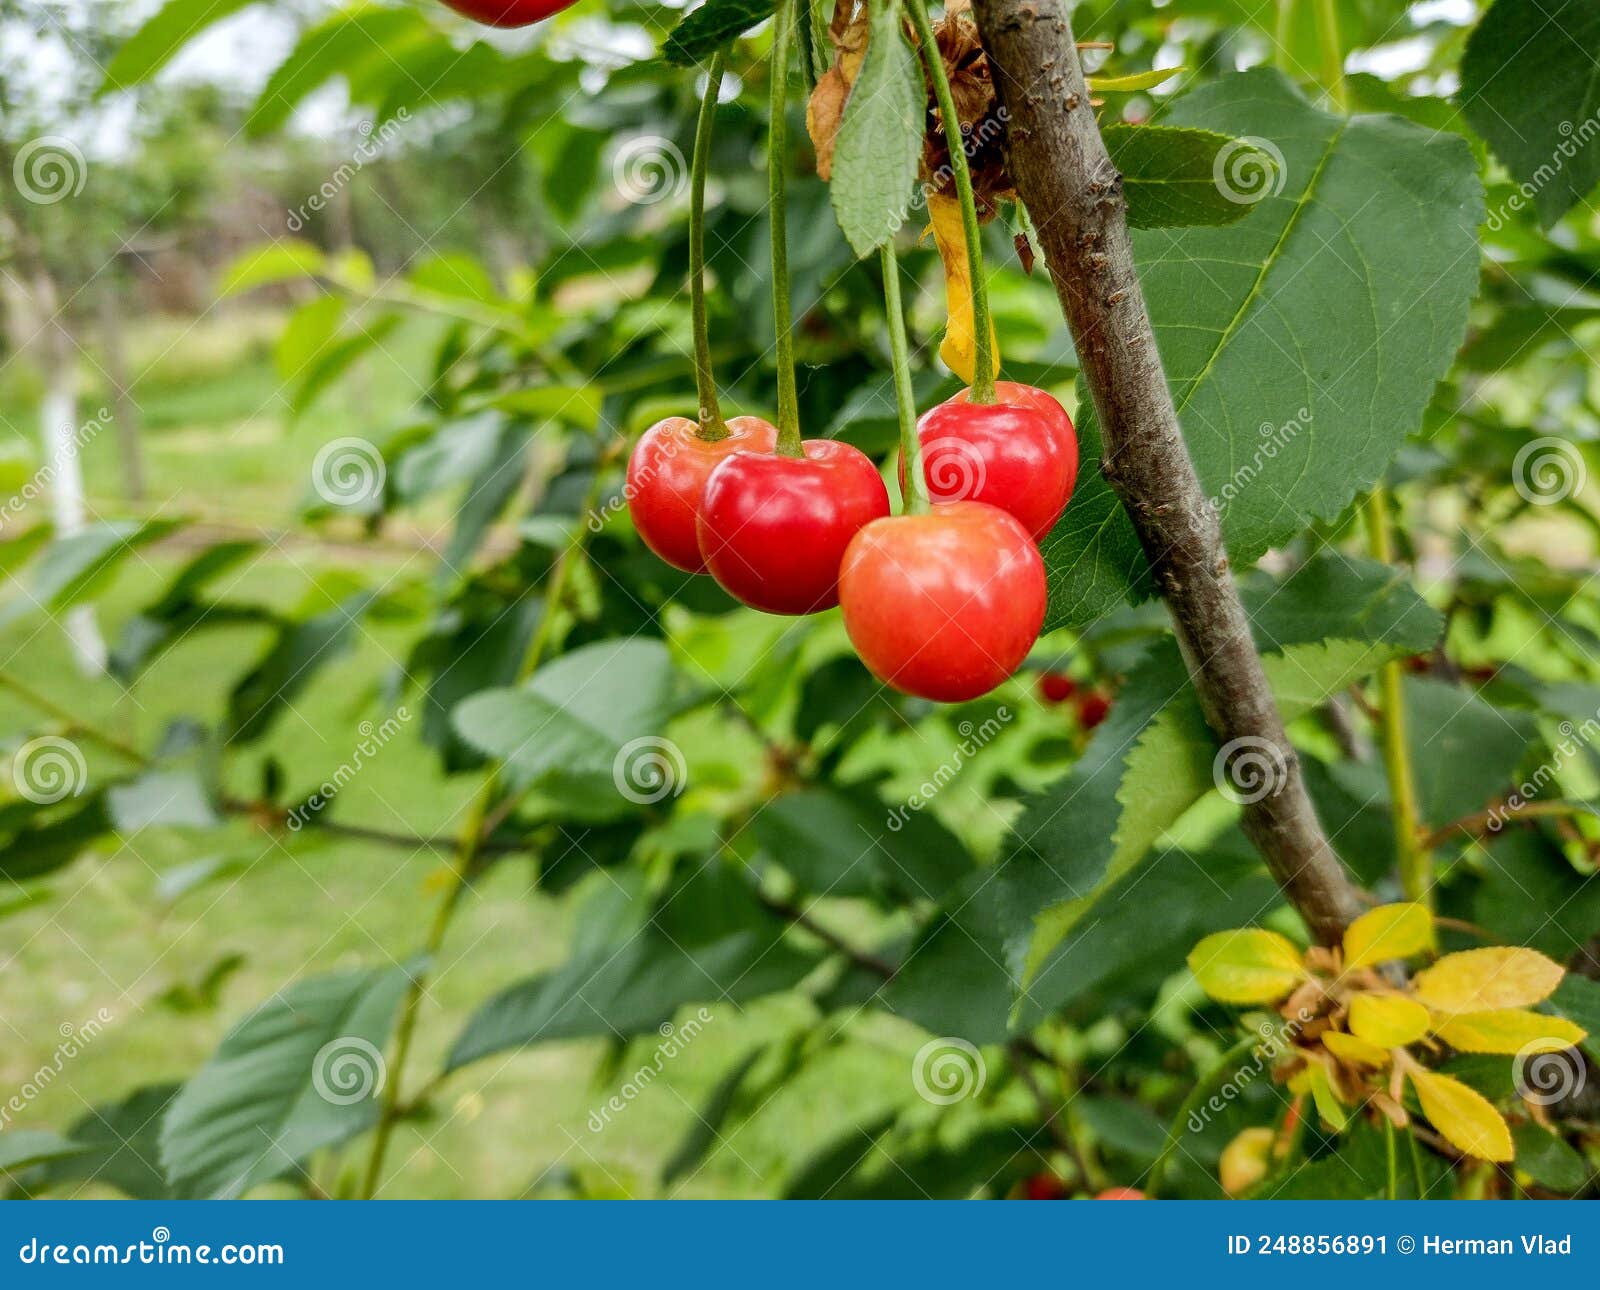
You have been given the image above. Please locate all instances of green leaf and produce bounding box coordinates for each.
[226,591,376,745]
[452,638,685,812]
[159,964,412,1198]
[1551,974,1600,1064]
[0,794,112,884]
[1089,67,1186,93]
[1042,69,1482,628]
[1405,677,1535,827]
[275,295,345,382]
[1104,125,1264,229]
[219,241,326,296]
[247,6,434,136]
[660,1045,770,1186]
[889,554,1440,1039]
[108,770,220,832]
[102,0,259,91]
[662,0,779,67]
[447,867,818,1070]
[0,519,182,628]
[829,0,922,256]
[33,1085,182,1199]
[1512,1123,1593,1193]
[1459,0,1600,228]
[0,1131,86,1174]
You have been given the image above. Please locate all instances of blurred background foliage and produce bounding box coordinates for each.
[0,0,1596,1199]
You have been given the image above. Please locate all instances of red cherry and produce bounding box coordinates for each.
[1075,691,1112,730]
[1024,1172,1067,1200]
[697,440,890,615]
[626,416,777,574]
[1094,1187,1146,1200]
[839,501,1046,703]
[1037,670,1078,705]
[438,0,576,27]
[905,381,1078,542]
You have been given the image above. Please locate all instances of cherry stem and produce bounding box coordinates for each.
[768,0,803,457]
[691,54,729,441]
[906,0,996,403]
[880,241,929,515]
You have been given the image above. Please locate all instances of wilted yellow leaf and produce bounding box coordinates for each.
[1342,902,1432,970]
[1413,947,1565,1013]
[1187,929,1305,1004]
[1431,1008,1587,1055]
[1219,1126,1274,1196]
[1324,1029,1392,1067]
[1348,993,1430,1047]
[1409,1069,1513,1161]
[929,194,1000,385]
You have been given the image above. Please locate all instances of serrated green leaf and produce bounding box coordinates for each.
[1460,0,1600,228]
[829,0,922,256]
[159,965,412,1197]
[1104,125,1263,229]
[663,0,779,67]
[1042,69,1481,628]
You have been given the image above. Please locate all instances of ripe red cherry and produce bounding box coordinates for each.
[697,441,890,615]
[438,0,576,27]
[839,501,1046,703]
[1037,670,1077,705]
[1094,1187,1146,1200]
[1075,691,1112,731]
[626,416,776,574]
[1024,1172,1067,1200]
[905,381,1078,542]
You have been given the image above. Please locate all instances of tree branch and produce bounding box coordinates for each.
[971,0,1363,944]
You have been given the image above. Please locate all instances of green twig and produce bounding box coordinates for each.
[880,242,928,514]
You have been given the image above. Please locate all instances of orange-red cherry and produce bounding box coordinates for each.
[839,501,1046,703]
[625,416,777,574]
[906,381,1078,541]
[697,440,890,615]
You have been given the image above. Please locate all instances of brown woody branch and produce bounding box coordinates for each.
[971,0,1363,944]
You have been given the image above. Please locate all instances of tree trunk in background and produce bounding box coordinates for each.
[98,276,145,502]
[35,268,108,676]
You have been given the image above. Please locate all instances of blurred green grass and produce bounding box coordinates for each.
[0,308,917,1198]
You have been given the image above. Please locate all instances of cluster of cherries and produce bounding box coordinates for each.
[626,381,1078,703]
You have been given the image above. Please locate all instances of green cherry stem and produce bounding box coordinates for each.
[905,0,996,404]
[880,241,929,514]
[690,55,729,441]
[768,0,803,457]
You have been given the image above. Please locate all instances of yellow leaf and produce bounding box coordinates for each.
[1348,993,1430,1047]
[1413,947,1565,1013]
[1431,1008,1587,1055]
[1297,1062,1347,1132]
[1324,1030,1392,1067]
[1409,1069,1513,1161]
[1219,1126,1274,1196]
[1342,902,1432,969]
[1187,929,1305,1004]
[929,194,1000,385]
